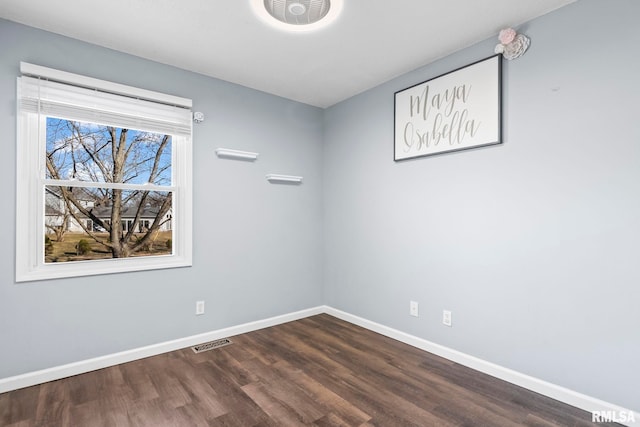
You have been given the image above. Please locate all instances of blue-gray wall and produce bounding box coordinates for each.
[324,0,639,412]
[0,19,324,377]
[1,0,637,415]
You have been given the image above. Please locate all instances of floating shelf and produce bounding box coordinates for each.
[215,148,259,161]
[266,174,303,184]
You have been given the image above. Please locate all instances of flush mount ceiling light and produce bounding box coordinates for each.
[288,2,307,16]
[251,0,343,32]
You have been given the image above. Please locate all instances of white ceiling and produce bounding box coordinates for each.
[0,0,575,108]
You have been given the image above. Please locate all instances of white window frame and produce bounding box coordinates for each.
[16,63,193,282]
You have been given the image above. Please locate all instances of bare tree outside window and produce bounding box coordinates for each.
[45,118,173,262]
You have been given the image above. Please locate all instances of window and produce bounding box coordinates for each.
[16,63,192,282]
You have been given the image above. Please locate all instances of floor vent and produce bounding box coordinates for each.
[191,338,232,353]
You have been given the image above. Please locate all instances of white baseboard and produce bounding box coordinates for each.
[324,306,639,427]
[0,306,324,394]
[1,304,636,426]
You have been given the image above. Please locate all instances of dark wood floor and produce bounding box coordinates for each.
[0,314,620,426]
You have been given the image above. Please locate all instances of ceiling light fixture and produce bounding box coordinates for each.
[251,0,343,32]
[288,2,307,16]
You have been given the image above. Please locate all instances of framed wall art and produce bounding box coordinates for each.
[394,55,502,161]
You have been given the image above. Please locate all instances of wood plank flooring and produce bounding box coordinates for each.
[0,314,621,426]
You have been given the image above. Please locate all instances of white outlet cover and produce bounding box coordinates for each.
[443,310,452,326]
[196,301,205,315]
[410,301,419,317]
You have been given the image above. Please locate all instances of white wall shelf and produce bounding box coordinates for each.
[266,174,303,184]
[215,148,259,161]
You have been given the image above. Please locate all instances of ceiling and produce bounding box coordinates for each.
[0,0,575,108]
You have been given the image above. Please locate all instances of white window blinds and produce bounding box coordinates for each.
[18,63,192,137]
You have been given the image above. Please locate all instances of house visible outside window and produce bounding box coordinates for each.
[16,63,193,282]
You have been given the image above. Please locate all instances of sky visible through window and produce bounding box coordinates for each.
[46,118,172,186]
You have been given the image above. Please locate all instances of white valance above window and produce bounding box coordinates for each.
[18,62,193,137]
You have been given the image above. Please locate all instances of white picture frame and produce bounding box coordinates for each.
[394,55,502,161]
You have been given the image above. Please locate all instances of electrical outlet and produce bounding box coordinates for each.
[443,310,452,327]
[409,301,419,317]
[196,300,205,315]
